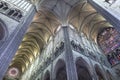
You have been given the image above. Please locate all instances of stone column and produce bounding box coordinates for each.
[0,6,36,80]
[51,37,54,80]
[63,26,78,80]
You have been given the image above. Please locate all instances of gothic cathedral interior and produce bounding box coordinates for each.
[0,0,120,80]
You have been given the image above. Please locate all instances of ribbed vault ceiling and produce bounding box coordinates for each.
[6,0,113,78]
[40,0,81,22]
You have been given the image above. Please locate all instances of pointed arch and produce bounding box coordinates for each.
[75,57,92,80]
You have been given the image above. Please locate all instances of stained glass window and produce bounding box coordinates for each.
[98,27,120,54]
[98,27,120,66]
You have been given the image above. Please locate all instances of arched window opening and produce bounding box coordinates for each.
[0,2,3,8]
[7,9,15,16]
[44,71,50,80]
[54,60,67,80]
[2,2,8,10]
[3,6,8,10]
[13,10,21,17]
[97,27,120,66]
[56,66,67,80]
[95,65,105,80]
[0,2,9,11]
[13,12,19,17]
[17,14,22,20]
[76,58,92,80]
[0,22,5,40]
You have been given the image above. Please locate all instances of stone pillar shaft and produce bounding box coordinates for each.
[63,27,78,80]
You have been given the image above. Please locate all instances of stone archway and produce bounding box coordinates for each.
[43,70,50,80]
[54,59,67,80]
[76,57,92,80]
[95,65,106,80]
[0,19,8,46]
[0,22,5,40]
